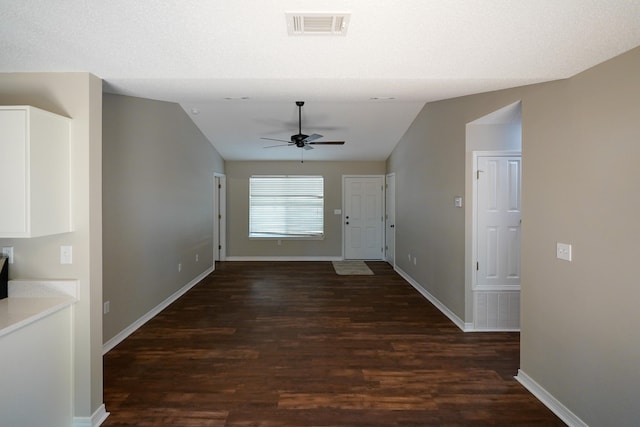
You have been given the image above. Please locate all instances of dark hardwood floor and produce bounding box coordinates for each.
[103,261,564,426]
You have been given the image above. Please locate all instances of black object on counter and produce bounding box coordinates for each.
[0,257,7,300]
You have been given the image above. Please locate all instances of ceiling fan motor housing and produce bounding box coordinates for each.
[291,133,309,146]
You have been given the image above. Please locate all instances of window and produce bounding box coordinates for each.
[249,175,324,239]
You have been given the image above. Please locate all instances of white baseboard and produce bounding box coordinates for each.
[465,327,520,332]
[225,256,343,261]
[515,369,588,427]
[103,266,214,355]
[462,322,475,331]
[73,404,109,427]
[394,266,467,332]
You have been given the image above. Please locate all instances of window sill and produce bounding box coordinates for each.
[249,234,324,241]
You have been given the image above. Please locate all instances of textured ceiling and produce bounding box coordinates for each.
[1,1,639,161]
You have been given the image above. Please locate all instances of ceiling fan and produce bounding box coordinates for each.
[261,101,345,150]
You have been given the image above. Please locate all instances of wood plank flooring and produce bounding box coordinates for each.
[103,261,564,426]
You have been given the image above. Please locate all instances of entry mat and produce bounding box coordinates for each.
[332,261,374,275]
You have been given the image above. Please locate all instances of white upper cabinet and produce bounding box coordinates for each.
[0,106,71,238]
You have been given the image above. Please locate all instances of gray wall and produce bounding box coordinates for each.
[102,93,224,342]
[0,72,104,419]
[225,161,385,258]
[520,47,640,426]
[387,46,640,425]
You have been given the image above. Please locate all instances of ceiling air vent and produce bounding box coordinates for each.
[286,12,350,36]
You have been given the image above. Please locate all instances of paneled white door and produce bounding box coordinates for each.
[476,155,522,287]
[344,176,384,260]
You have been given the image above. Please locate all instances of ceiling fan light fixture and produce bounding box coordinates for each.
[286,12,350,36]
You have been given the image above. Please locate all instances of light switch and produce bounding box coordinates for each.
[556,242,572,261]
[334,209,342,215]
[454,196,463,208]
[60,245,73,264]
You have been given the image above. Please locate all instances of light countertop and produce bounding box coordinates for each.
[0,280,78,338]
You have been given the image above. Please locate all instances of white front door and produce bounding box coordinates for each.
[475,155,522,287]
[385,173,396,266]
[344,176,384,260]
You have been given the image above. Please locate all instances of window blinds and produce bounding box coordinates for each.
[249,175,324,238]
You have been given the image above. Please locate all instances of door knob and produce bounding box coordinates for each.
[390,224,395,228]
[346,221,349,225]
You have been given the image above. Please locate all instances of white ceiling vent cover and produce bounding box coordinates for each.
[286,12,350,36]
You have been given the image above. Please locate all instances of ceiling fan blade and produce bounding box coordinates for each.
[303,143,314,150]
[264,143,294,148]
[303,133,323,143]
[308,141,345,145]
[260,137,291,143]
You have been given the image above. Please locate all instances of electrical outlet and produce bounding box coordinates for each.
[103,301,110,314]
[556,242,572,261]
[195,253,199,262]
[178,263,182,272]
[413,256,417,265]
[1,247,14,264]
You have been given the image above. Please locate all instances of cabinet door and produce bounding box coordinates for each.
[28,108,71,237]
[0,107,70,238]
[0,110,28,234]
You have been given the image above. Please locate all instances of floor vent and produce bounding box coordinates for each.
[286,12,350,36]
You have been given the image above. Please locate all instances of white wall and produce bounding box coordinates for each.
[0,72,104,421]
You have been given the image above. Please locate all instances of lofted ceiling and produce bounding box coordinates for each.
[1,1,639,161]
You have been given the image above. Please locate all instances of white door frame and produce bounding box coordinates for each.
[342,175,385,260]
[385,173,396,267]
[472,151,521,288]
[213,173,226,264]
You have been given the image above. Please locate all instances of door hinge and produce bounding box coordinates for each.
[476,262,479,270]
[218,184,222,189]
[218,214,222,219]
[219,245,222,250]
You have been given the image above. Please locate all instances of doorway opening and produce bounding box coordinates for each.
[214,173,226,265]
[465,101,522,331]
[385,173,396,266]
